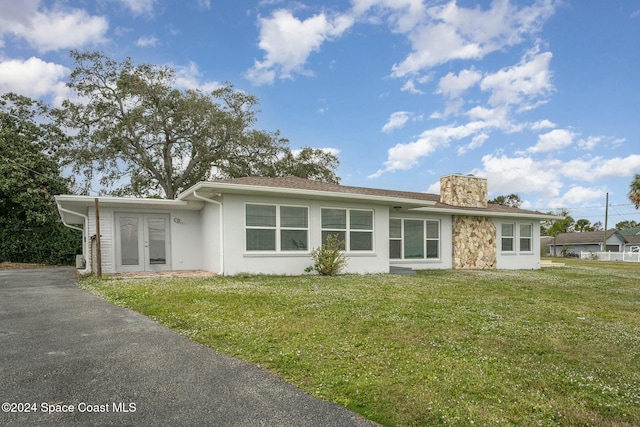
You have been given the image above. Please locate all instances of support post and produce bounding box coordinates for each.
[94,198,102,278]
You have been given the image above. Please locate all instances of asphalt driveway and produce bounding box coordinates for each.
[0,268,377,426]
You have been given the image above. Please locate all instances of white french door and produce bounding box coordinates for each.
[115,213,171,272]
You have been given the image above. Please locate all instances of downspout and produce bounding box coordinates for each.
[56,205,91,274]
[193,191,224,275]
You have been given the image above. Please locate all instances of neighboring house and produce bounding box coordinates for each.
[548,230,627,256]
[540,236,553,256]
[619,227,640,252]
[55,174,560,275]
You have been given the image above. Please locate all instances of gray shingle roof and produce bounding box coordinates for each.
[210,176,552,217]
[552,230,623,245]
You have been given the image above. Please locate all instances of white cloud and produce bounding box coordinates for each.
[472,154,563,198]
[527,129,575,153]
[196,0,211,10]
[552,186,607,207]
[436,68,482,98]
[173,61,221,92]
[117,0,157,16]
[246,9,354,84]
[369,120,495,177]
[400,79,424,94]
[458,133,489,155]
[390,0,557,77]
[352,0,426,33]
[561,154,640,182]
[382,111,412,132]
[577,136,602,150]
[480,49,553,108]
[530,119,556,130]
[0,1,108,52]
[0,57,70,105]
[467,153,640,208]
[136,35,159,47]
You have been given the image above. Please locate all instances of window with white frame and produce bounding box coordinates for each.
[389,218,440,260]
[321,208,373,251]
[519,223,533,252]
[501,223,515,252]
[246,204,308,251]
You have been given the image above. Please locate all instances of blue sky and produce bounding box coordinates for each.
[1,0,639,226]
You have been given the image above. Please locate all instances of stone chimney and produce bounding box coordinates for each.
[440,174,488,208]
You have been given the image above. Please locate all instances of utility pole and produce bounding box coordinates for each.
[603,192,609,252]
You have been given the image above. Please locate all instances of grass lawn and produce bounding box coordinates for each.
[81,259,640,426]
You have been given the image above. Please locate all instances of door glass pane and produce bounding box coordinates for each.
[404,220,424,259]
[120,217,139,266]
[147,218,166,264]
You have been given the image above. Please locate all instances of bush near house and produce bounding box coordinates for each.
[82,260,640,427]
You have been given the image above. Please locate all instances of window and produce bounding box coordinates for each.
[246,204,308,251]
[519,224,532,252]
[501,223,514,252]
[389,218,440,260]
[321,208,373,251]
[389,219,402,259]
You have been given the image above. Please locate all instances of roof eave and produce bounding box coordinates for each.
[180,182,437,207]
[410,206,562,220]
[54,195,203,210]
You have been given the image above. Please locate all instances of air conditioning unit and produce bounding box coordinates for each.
[75,255,86,269]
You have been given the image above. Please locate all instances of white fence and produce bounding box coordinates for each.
[580,251,640,262]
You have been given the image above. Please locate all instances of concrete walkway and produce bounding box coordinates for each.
[0,268,377,427]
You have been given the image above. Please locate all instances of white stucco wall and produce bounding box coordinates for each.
[219,194,390,275]
[493,218,542,269]
[86,206,203,273]
[200,202,222,273]
[170,210,202,271]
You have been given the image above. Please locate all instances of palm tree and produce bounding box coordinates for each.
[629,174,640,209]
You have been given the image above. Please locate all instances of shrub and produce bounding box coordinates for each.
[305,234,348,276]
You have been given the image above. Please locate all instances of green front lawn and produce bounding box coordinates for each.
[81,260,640,426]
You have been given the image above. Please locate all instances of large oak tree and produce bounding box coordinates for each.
[57,51,339,199]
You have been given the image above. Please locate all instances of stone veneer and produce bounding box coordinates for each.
[440,174,488,208]
[440,174,497,269]
[451,216,497,269]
